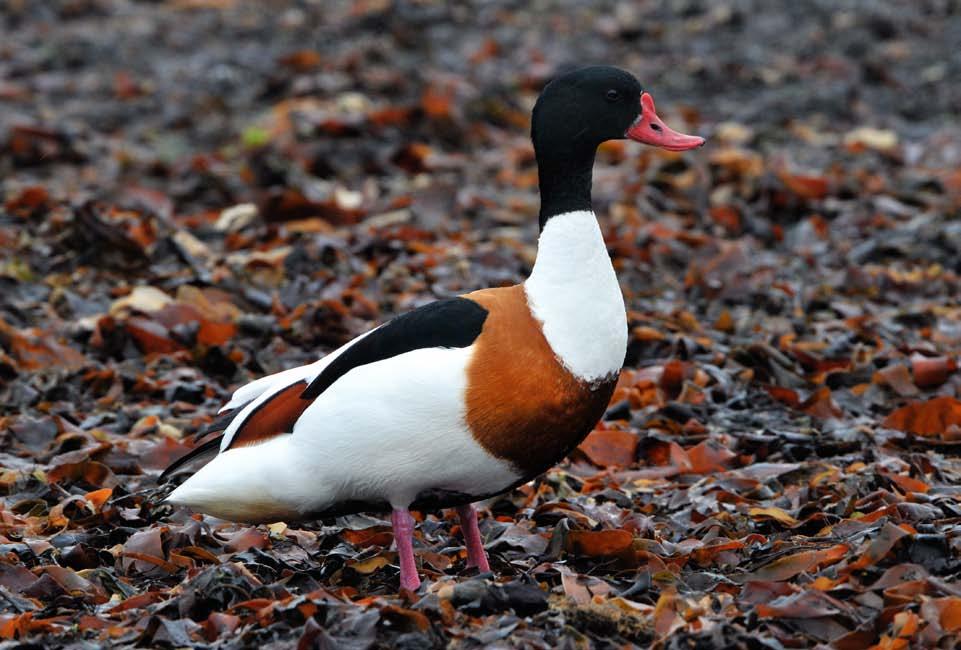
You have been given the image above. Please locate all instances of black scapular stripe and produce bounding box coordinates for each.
[300,297,488,400]
[192,408,240,443]
[163,405,246,480]
[159,437,222,483]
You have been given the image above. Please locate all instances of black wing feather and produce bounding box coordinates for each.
[300,297,488,400]
[162,405,246,480]
[159,436,223,483]
[192,407,241,443]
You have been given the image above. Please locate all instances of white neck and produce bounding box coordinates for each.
[524,210,627,383]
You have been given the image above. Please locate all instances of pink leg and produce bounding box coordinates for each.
[391,508,421,591]
[457,504,491,572]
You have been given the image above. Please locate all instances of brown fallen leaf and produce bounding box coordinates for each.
[0,562,40,591]
[342,526,394,548]
[203,612,241,643]
[84,487,113,511]
[421,83,455,120]
[764,384,800,408]
[879,469,929,494]
[883,396,961,437]
[222,528,270,553]
[741,544,848,581]
[928,597,961,633]
[777,169,829,200]
[0,319,87,371]
[278,49,321,71]
[126,317,184,354]
[755,589,844,618]
[747,506,800,527]
[911,354,957,388]
[559,566,613,605]
[874,363,920,397]
[659,360,693,397]
[800,386,843,419]
[347,555,390,575]
[4,185,50,218]
[0,613,69,641]
[653,591,684,638]
[576,429,638,468]
[47,459,117,488]
[379,604,431,632]
[122,528,167,575]
[891,610,921,639]
[687,440,736,474]
[565,529,634,558]
[846,522,911,572]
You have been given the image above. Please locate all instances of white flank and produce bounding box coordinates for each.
[166,345,520,520]
[524,210,627,382]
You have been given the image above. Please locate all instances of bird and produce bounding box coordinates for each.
[162,65,704,592]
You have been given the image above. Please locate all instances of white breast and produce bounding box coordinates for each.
[524,210,627,383]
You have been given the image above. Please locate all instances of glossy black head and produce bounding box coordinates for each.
[531,66,642,228]
[530,65,704,229]
[532,66,643,158]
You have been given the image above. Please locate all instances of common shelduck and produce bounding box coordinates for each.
[163,65,705,591]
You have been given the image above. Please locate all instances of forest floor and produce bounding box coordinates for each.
[2,1,961,648]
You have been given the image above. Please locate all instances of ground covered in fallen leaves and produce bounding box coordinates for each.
[2,1,961,648]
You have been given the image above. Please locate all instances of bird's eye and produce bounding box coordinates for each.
[605,89,620,102]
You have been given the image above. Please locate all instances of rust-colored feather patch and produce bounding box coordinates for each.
[463,284,616,476]
[226,380,311,449]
